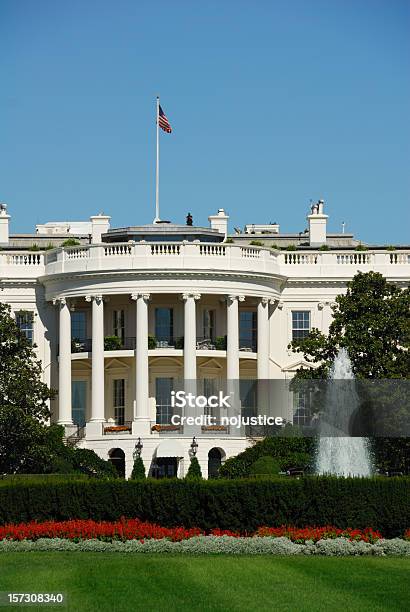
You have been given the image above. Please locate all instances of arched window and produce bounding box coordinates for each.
[208,448,225,479]
[108,448,126,478]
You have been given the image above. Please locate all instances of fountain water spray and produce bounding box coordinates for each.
[316,348,372,477]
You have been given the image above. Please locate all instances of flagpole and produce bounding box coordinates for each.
[154,96,160,223]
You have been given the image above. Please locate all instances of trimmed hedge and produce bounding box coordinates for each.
[0,477,408,537]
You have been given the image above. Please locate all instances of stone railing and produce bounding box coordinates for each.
[1,245,408,281]
[278,251,410,268]
[43,242,277,276]
[0,251,45,278]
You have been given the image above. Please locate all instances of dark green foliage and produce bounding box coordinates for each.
[0,303,54,473]
[219,435,315,479]
[185,457,202,480]
[373,438,410,474]
[249,240,263,246]
[61,239,80,247]
[148,335,157,349]
[0,477,408,537]
[130,456,146,480]
[26,425,117,478]
[215,336,227,350]
[104,335,122,350]
[249,456,281,476]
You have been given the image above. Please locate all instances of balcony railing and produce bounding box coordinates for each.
[1,244,408,286]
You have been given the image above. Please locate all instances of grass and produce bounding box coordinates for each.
[0,554,408,611]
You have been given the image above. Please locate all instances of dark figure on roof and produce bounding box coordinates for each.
[186,213,193,226]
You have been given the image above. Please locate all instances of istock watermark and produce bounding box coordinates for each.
[171,414,284,429]
[171,390,232,409]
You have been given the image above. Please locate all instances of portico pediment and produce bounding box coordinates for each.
[281,359,317,372]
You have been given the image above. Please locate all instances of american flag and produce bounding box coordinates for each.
[158,104,172,133]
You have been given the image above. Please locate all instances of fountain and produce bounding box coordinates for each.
[316,348,372,477]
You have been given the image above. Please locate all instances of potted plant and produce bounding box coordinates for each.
[104,335,122,350]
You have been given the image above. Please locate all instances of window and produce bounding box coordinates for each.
[240,379,257,418]
[152,457,177,478]
[71,311,87,342]
[113,310,125,344]
[155,308,174,343]
[293,391,310,426]
[72,380,87,427]
[203,309,215,341]
[203,378,218,415]
[292,311,310,341]
[155,377,174,424]
[15,311,34,344]
[239,311,257,351]
[113,379,125,425]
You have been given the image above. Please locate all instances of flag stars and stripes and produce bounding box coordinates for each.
[158,105,172,133]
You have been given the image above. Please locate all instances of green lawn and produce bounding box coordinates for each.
[0,554,408,612]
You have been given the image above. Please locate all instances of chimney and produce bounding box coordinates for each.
[90,213,111,244]
[0,203,10,244]
[307,199,328,246]
[208,208,229,239]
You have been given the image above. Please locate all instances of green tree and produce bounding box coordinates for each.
[185,456,202,480]
[0,303,54,473]
[130,455,146,479]
[0,304,116,477]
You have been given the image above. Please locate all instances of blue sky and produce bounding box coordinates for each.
[1,0,409,243]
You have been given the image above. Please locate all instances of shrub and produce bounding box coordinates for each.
[225,237,234,244]
[0,477,408,537]
[61,239,80,247]
[104,336,122,350]
[185,457,202,480]
[219,435,315,478]
[249,456,281,477]
[130,456,146,480]
[148,335,157,349]
[249,240,263,247]
[215,336,227,350]
[319,244,329,251]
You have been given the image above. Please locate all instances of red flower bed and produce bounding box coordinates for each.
[0,519,392,543]
[0,518,202,542]
[255,526,382,543]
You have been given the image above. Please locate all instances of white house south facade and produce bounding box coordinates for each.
[1,202,409,478]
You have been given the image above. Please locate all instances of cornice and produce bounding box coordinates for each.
[38,268,285,285]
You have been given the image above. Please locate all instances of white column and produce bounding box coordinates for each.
[257,297,270,379]
[55,298,72,425]
[133,293,150,424]
[87,295,105,422]
[227,295,243,380]
[182,293,200,381]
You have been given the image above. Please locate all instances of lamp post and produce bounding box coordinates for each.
[190,436,198,457]
[133,437,143,459]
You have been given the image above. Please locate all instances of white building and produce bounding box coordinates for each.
[0,201,409,478]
